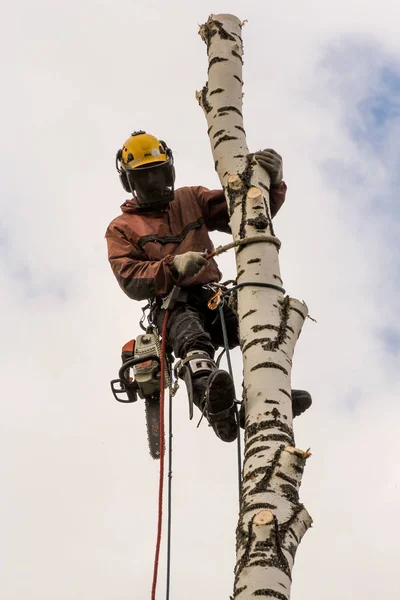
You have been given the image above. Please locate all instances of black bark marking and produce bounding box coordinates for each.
[225,153,253,223]
[210,87,225,95]
[254,591,287,599]
[234,75,243,84]
[288,526,299,544]
[237,269,245,279]
[214,134,238,149]
[235,520,255,586]
[244,445,271,462]
[214,160,219,171]
[243,447,283,495]
[200,83,212,113]
[213,19,236,41]
[217,105,243,117]
[201,22,218,52]
[207,125,213,135]
[291,306,306,320]
[263,196,275,236]
[213,129,225,138]
[286,542,297,560]
[271,407,281,420]
[280,484,299,504]
[251,362,289,376]
[247,258,261,264]
[247,213,269,230]
[258,181,270,192]
[246,434,271,449]
[232,50,244,63]
[235,587,247,597]
[279,505,305,540]
[242,336,273,354]
[279,388,291,399]
[253,204,263,209]
[263,433,293,444]
[248,296,291,355]
[273,274,283,284]
[235,125,246,134]
[242,309,257,319]
[238,154,254,239]
[241,501,277,514]
[252,324,279,333]
[277,472,298,487]
[247,419,293,440]
[264,399,280,405]
[223,171,229,178]
[293,464,304,475]
[208,56,228,72]
[217,111,229,116]
[234,154,245,158]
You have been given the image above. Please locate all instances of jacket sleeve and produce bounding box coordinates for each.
[105,225,178,300]
[193,182,287,231]
[192,186,231,233]
[269,181,287,217]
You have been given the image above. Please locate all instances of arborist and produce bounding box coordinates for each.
[106,131,311,443]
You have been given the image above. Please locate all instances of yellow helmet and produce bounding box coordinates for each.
[120,131,168,170]
[116,131,175,195]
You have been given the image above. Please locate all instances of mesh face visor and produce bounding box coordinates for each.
[126,161,174,207]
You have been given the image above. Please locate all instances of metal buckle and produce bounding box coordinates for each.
[208,289,222,310]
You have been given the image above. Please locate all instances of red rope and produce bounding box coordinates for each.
[151,310,169,600]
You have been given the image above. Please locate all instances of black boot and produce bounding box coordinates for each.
[176,351,237,443]
[292,389,312,417]
[239,388,312,428]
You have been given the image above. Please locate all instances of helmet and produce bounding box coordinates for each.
[116,131,175,196]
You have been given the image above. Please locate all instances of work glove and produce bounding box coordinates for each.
[254,148,283,186]
[172,251,208,277]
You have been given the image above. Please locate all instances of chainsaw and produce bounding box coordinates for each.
[110,329,166,459]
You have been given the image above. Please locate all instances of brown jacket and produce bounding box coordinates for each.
[105,183,286,301]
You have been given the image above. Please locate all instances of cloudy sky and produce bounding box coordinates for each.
[1,1,399,598]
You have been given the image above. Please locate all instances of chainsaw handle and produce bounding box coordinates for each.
[118,355,160,382]
[110,379,138,403]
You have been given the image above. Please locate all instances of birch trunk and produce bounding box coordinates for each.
[197,14,312,599]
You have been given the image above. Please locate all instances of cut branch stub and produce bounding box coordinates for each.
[253,509,274,526]
[247,186,262,202]
[228,174,243,190]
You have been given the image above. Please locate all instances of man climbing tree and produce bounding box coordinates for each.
[105,131,311,442]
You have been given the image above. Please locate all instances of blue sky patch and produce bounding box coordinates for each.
[379,328,400,356]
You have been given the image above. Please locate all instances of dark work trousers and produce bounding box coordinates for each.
[155,286,240,360]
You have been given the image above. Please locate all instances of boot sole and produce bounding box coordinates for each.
[205,370,237,443]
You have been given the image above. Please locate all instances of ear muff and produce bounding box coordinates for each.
[116,149,133,193]
[120,170,132,193]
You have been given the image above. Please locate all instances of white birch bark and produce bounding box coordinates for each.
[197,14,312,599]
